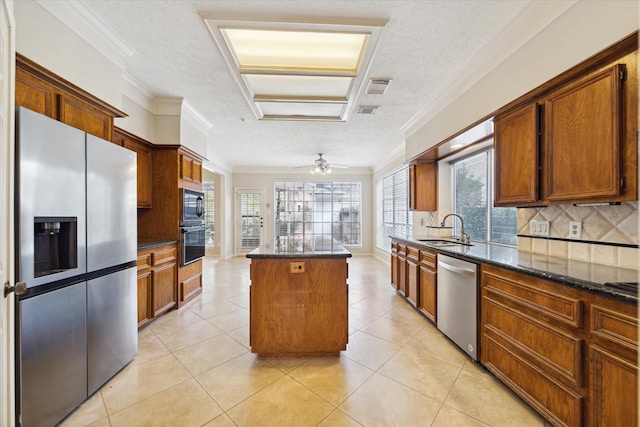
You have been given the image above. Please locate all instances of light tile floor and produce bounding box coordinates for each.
[61,255,548,427]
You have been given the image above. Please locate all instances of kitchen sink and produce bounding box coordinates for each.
[417,239,473,247]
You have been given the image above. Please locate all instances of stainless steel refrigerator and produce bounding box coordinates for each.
[15,107,138,427]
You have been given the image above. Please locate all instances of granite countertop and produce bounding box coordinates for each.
[137,240,179,251]
[246,242,352,258]
[392,235,638,303]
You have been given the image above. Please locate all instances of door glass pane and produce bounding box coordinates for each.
[203,181,215,247]
[239,192,261,249]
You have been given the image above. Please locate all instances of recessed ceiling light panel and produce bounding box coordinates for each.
[203,16,387,121]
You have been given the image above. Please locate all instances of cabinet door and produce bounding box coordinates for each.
[123,138,153,208]
[409,162,437,211]
[589,345,637,427]
[397,255,407,296]
[179,152,203,184]
[15,68,56,117]
[406,258,419,307]
[152,262,177,317]
[390,252,398,289]
[137,270,152,327]
[58,93,113,140]
[494,103,540,206]
[543,64,624,202]
[418,265,436,323]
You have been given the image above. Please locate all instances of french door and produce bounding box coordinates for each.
[235,188,264,255]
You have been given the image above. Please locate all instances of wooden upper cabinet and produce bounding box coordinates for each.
[409,161,437,211]
[494,103,540,206]
[543,64,624,202]
[15,53,126,140]
[113,127,153,208]
[492,35,637,207]
[16,67,55,117]
[58,93,113,140]
[179,149,203,185]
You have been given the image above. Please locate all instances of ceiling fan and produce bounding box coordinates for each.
[296,153,348,175]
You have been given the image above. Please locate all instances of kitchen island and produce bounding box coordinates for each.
[246,244,351,356]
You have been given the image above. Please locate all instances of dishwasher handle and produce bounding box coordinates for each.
[438,259,476,277]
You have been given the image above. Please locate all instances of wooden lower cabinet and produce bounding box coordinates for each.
[397,243,407,296]
[406,246,419,307]
[589,295,638,427]
[178,259,203,308]
[390,241,399,289]
[481,264,638,427]
[137,243,178,328]
[418,248,437,323]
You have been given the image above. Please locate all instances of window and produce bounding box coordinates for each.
[452,149,517,245]
[379,166,412,252]
[274,181,361,250]
[203,180,215,247]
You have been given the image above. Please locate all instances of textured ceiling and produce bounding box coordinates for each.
[77,0,535,171]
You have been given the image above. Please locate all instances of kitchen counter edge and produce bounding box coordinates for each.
[138,240,179,251]
[391,236,638,303]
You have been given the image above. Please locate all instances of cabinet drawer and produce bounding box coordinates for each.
[483,334,584,427]
[137,253,152,270]
[397,243,407,256]
[152,247,177,266]
[419,249,436,270]
[406,246,419,261]
[482,267,584,329]
[591,304,638,353]
[483,297,584,387]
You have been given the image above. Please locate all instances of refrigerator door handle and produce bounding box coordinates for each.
[4,280,27,297]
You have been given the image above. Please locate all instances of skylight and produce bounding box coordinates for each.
[202,16,387,121]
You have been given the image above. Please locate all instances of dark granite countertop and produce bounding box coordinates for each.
[246,243,352,259]
[137,240,179,251]
[392,235,638,303]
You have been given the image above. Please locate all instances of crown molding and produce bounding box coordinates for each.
[182,99,213,134]
[35,0,135,70]
[401,0,576,137]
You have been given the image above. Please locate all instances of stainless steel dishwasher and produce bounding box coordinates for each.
[437,254,479,360]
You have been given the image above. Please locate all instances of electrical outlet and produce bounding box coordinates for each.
[569,221,582,239]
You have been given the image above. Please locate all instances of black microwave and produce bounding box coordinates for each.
[181,189,205,224]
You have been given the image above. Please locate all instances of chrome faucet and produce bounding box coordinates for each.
[441,213,470,244]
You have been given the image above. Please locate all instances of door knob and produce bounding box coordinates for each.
[4,281,27,297]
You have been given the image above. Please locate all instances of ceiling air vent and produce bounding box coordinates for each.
[366,78,391,95]
[357,105,380,115]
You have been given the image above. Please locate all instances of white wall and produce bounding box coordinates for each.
[14,0,123,110]
[404,1,639,160]
[232,171,374,255]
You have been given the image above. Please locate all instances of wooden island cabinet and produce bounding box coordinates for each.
[247,247,351,356]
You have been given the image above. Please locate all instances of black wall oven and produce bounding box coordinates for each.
[180,189,206,266]
[181,224,206,266]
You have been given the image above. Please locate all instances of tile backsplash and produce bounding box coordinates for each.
[412,203,639,270]
[518,202,638,269]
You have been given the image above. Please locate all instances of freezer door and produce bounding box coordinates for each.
[86,134,137,271]
[87,268,138,395]
[19,282,87,427]
[16,107,87,287]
